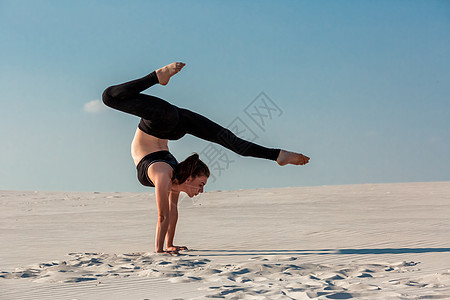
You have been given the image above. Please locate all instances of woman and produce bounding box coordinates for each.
[102,62,310,254]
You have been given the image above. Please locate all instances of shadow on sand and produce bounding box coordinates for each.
[190,248,450,256]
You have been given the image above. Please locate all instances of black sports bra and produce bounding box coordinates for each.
[136,150,179,187]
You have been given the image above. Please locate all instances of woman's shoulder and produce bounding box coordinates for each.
[148,162,175,186]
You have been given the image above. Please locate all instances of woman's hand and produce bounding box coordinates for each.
[156,249,179,255]
[167,245,189,252]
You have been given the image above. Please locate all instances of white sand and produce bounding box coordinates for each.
[1,182,450,299]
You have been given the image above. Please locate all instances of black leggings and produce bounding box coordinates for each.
[102,71,280,161]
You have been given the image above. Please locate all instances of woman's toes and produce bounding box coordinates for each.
[156,62,185,85]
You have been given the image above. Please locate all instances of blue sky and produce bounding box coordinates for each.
[1,0,449,192]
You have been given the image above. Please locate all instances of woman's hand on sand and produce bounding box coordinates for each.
[167,245,189,252]
[156,249,180,255]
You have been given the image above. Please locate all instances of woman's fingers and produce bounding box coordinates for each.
[167,245,189,251]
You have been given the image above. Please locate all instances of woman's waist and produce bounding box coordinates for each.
[131,128,168,161]
[138,118,186,140]
[135,150,179,173]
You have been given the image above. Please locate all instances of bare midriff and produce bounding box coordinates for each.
[131,128,169,167]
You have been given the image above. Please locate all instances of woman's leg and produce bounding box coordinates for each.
[103,62,184,105]
[102,63,186,134]
[102,70,182,135]
[180,108,281,161]
[103,63,309,165]
[103,71,162,117]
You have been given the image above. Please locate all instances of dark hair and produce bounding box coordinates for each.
[175,153,210,184]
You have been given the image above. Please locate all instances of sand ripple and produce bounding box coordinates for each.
[2,252,450,299]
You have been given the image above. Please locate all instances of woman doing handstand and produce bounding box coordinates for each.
[102,62,310,254]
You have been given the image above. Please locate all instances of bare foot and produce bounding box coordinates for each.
[156,62,186,85]
[277,150,310,166]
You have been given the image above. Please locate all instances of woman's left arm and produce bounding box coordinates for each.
[166,190,181,250]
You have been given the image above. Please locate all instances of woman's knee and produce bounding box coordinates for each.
[102,86,117,108]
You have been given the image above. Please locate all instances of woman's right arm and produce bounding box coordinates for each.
[150,163,177,254]
[154,179,171,253]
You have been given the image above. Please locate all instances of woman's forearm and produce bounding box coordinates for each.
[155,216,170,252]
[153,176,173,253]
[166,209,178,247]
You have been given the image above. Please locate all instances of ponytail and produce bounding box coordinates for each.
[175,153,210,184]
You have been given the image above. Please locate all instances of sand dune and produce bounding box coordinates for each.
[1,182,450,299]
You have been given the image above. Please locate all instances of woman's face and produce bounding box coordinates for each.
[184,175,208,197]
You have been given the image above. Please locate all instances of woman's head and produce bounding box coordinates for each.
[175,153,210,197]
